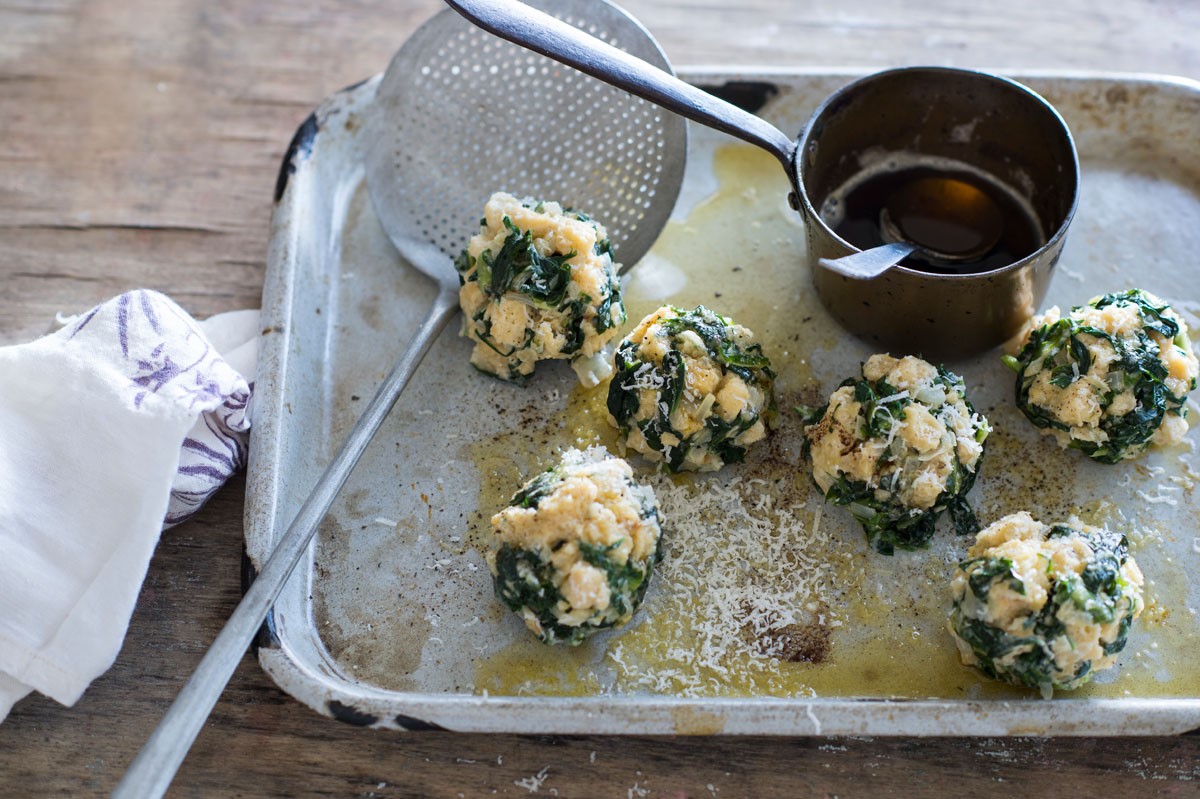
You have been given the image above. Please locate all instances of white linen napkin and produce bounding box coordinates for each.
[0,290,258,722]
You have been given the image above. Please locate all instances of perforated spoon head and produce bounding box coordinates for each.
[363,0,687,284]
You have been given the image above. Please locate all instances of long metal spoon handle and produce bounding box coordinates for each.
[444,0,796,173]
[112,285,461,799]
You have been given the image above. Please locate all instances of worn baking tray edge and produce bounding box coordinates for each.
[246,69,1200,736]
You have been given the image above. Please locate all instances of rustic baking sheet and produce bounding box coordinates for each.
[246,69,1200,735]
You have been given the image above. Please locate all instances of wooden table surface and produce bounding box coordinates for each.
[2,1,1198,796]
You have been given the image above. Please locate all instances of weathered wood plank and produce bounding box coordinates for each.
[0,1,1197,796]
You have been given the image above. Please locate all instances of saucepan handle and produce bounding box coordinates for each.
[444,0,797,174]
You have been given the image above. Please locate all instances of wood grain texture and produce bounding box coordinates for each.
[1,1,1198,796]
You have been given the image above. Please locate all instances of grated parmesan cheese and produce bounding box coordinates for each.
[1136,488,1180,506]
[605,475,861,696]
[514,767,550,793]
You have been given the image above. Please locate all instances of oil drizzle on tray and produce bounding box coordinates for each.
[466,144,1200,703]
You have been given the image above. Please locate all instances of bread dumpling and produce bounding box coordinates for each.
[1004,288,1197,462]
[606,305,775,472]
[456,192,626,386]
[488,447,662,645]
[948,511,1144,697]
[803,354,990,554]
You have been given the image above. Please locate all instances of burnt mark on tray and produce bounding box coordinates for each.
[328,700,379,726]
[395,714,448,732]
[241,549,279,652]
[696,80,780,114]
[754,621,832,664]
[274,111,320,203]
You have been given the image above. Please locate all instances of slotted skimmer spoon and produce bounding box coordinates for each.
[113,2,684,796]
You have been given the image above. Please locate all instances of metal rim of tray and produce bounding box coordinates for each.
[247,68,1200,737]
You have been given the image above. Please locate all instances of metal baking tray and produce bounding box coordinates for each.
[246,68,1200,735]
